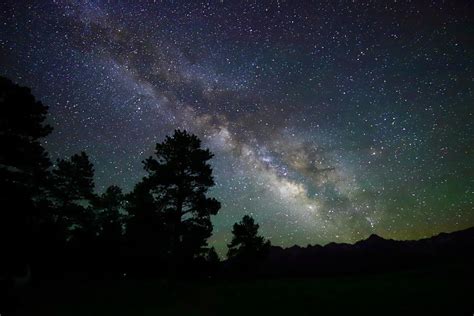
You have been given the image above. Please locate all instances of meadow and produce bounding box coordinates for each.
[16,265,473,316]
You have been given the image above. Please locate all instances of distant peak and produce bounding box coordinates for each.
[367,234,385,241]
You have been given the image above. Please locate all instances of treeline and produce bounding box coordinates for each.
[0,76,270,281]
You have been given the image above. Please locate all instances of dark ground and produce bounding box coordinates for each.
[12,264,474,316]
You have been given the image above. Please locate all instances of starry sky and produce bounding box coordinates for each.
[1,0,473,255]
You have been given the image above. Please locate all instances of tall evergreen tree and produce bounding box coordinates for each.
[50,151,96,241]
[143,129,220,276]
[93,185,125,276]
[95,185,124,242]
[0,76,52,275]
[48,151,97,275]
[124,180,168,276]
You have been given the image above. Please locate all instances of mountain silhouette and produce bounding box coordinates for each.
[253,227,474,277]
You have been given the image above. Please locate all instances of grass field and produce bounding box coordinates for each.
[14,266,474,316]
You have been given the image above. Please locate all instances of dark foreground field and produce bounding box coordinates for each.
[14,265,474,316]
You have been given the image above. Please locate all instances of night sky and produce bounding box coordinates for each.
[1,0,473,255]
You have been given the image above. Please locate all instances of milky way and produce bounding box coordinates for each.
[1,0,473,254]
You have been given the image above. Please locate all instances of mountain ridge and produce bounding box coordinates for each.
[268,226,474,252]
[251,226,474,277]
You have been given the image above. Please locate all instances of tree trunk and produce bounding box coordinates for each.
[168,196,183,286]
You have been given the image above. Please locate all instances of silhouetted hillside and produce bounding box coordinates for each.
[253,227,474,277]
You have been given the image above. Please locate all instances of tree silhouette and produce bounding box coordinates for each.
[205,246,221,276]
[47,151,98,275]
[143,129,221,278]
[93,185,125,277]
[124,180,169,277]
[50,151,96,241]
[207,247,220,265]
[0,76,53,278]
[95,185,124,242]
[227,215,271,272]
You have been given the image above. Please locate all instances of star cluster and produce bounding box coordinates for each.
[1,0,473,254]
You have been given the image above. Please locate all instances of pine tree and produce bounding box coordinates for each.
[95,185,124,242]
[50,151,96,240]
[124,180,168,277]
[0,76,53,272]
[93,185,124,277]
[143,130,221,277]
